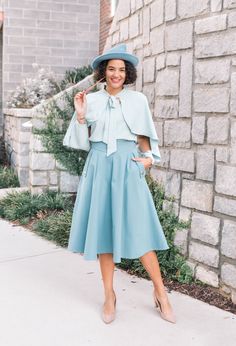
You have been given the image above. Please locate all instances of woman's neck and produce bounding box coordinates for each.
[105,85,124,96]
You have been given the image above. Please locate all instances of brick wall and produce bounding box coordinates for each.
[104,0,236,303]
[0,0,100,132]
[99,0,112,54]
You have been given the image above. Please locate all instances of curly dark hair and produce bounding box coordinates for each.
[93,59,137,85]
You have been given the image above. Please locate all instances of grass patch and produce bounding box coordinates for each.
[0,190,73,223]
[32,210,72,247]
[0,165,20,189]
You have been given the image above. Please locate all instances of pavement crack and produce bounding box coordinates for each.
[0,249,64,264]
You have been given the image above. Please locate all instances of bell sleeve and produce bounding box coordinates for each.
[63,111,90,151]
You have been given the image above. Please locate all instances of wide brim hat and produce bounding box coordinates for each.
[91,43,139,70]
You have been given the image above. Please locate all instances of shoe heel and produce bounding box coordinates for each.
[153,291,161,310]
[101,295,116,324]
[153,291,176,324]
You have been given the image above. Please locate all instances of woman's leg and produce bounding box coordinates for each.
[139,250,174,314]
[98,253,116,314]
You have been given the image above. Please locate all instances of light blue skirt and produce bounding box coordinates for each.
[67,140,169,263]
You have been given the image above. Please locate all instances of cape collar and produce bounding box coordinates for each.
[101,86,127,98]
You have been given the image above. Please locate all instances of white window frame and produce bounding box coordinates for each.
[111,0,118,17]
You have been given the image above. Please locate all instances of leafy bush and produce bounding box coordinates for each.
[7,64,93,109]
[0,165,20,188]
[59,65,93,90]
[34,88,89,176]
[33,65,94,175]
[7,64,60,108]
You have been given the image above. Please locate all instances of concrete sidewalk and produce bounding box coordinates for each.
[0,218,235,346]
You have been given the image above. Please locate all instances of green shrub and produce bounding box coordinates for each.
[0,190,73,223]
[34,65,95,176]
[0,165,20,189]
[33,210,72,247]
[59,65,93,90]
[34,88,89,176]
[6,64,93,109]
[6,64,60,108]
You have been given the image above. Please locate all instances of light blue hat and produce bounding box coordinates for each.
[91,43,139,70]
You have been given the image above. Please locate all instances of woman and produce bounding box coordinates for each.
[63,44,176,324]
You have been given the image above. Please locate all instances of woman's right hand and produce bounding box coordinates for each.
[74,91,87,123]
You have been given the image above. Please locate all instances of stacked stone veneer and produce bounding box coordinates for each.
[102,0,236,302]
[4,108,32,186]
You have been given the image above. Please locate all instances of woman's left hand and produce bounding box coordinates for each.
[132,157,153,169]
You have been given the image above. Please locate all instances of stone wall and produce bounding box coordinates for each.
[29,75,96,194]
[104,0,236,302]
[3,74,94,192]
[4,108,32,185]
[0,0,100,133]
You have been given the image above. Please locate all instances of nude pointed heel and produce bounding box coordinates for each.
[153,291,176,324]
[102,295,116,324]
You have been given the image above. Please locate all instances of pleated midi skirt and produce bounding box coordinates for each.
[67,139,169,263]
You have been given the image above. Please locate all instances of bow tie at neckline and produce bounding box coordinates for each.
[105,96,122,156]
[108,95,121,109]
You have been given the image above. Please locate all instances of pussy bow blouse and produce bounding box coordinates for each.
[63,87,161,164]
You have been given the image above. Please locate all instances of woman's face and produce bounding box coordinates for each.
[105,59,126,91]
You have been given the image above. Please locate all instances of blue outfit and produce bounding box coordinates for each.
[63,87,169,263]
[63,87,161,163]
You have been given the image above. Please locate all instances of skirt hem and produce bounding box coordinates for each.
[68,245,169,264]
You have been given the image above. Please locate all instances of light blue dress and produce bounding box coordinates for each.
[64,88,169,263]
[63,87,161,162]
